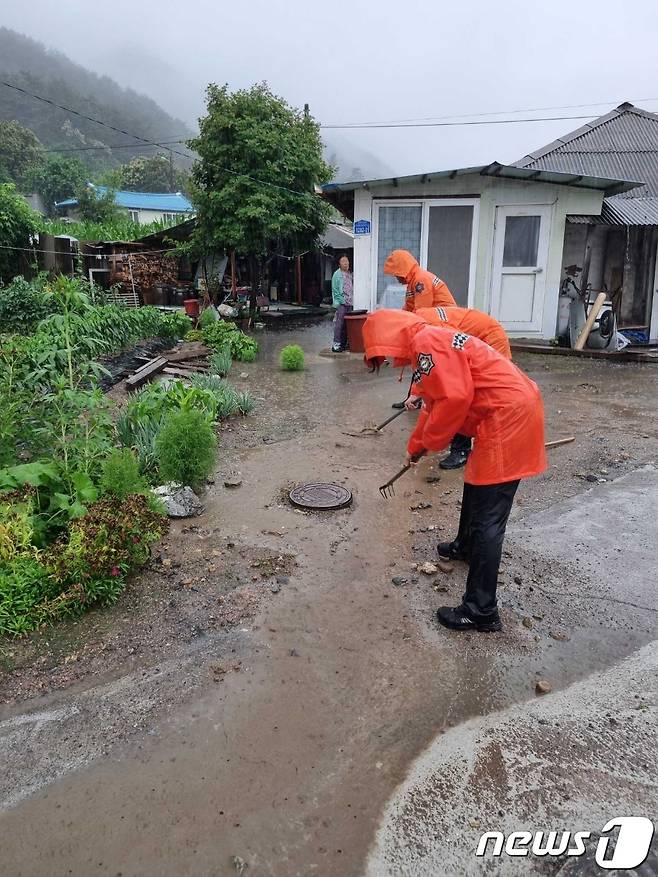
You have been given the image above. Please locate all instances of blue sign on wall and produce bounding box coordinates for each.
[353,219,371,235]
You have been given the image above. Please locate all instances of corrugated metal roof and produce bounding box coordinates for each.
[569,195,658,225]
[56,185,194,212]
[321,223,354,249]
[515,103,658,224]
[321,161,639,196]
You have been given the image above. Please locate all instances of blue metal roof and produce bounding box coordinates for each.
[56,184,193,212]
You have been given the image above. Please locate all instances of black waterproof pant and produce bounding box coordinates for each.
[453,480,520,619]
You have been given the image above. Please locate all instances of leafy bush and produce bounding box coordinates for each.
[100,449,147,499]
[199,307,218,329]
[158,311,193,339]
[201,320,258,361]
[188,373,240,418]
[184,329,204,342]
[0,275,56,333]
[0,556,61,637]
[209,347,232,377]
[280,344,305,371]
[115,411,164,479]
[155,408,217,489]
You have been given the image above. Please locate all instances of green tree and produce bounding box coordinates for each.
[188,83,333,303]
[75,184,120,222]
[0,121,45,189]
[26,154,87,214]
[0,183,40,282]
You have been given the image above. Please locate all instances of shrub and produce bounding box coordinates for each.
[100,449,147,499]
[159,311,192,339]
[199,307,218,330]
[188,374,239,418]
[155,408,217,489]
[0,275,56,333]
[280,344,305,371]
[0,556,61,637]
[115,412,164,480]
[209,347,232,377]
[201,320,258,361]
[47,493,168,609]
[184,329,204,342]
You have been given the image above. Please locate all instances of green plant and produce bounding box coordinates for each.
[0,183,41,282]
[0,555,60,637]
[100,449,147,499]
[155,408,217,489]
[188,374,241,418]
[159,310,192,339]
[184,329,204,342]
[236,390,255,416]
[201,320,258,361]
[280,344,305,371]
[199,307,218,330]
[0,274,56,333]
[209,347,232,377]
[115,411,165,480]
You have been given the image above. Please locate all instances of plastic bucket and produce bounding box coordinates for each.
[184,298,200,318]
[344,310,369,353]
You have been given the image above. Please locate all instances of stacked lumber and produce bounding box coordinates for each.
[127,344,212,391]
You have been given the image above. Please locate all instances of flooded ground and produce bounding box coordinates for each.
[1,319,657,876]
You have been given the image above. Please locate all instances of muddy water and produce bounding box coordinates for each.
[2,325,657,877]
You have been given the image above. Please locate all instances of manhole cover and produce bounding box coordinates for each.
[289,483,352,510]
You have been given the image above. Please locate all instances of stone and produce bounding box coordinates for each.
[224,473,243,488]
[391,576,408,586]
[270,582,281,594]
[436,560,454,574]
[535,679,553,695]
[410,501,432,510]
[549,630,570,641]
[218,303,238,318]
[276,576,289,585]
[240,372,249,380]
[153,483,203,518]
[513,574,523,585]
[585,474,598,483]
[522,617,533,629]
[419,561,438,575]
[425,475,441,484]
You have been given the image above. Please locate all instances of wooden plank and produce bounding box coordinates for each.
[163,366,201,380]
[574,292,607,350]
[126,356,168,390]
[164,345,211,363]
[545,436,575,450]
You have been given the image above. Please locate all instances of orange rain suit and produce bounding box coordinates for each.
[416,306,512,360]
[383,250,455,311]
[363,309,546,486]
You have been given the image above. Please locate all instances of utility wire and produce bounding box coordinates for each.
[45,139,191,154]
[322,114,600,130]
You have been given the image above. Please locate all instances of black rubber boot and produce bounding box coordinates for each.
[439,433,472,470]
[437,605,502,633]
[391,400,406,409]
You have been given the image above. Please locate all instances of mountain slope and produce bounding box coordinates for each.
[0,28,194,169]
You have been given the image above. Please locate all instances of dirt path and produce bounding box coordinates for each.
[1,325,657,876]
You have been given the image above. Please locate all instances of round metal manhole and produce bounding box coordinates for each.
[289,482,353,510]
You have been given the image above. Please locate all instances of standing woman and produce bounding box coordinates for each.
[331,254,353,352]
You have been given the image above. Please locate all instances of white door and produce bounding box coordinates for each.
[490,205,551,333]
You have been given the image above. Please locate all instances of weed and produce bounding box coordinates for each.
[280,344,305,371]
[155,408,217,489]
[100,449,147,499]
[209,347,232,377]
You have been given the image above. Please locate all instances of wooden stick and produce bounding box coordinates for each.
[574,292,606,351]
[545,436,575,449]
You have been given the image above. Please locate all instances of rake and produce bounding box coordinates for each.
[379,451,426,498]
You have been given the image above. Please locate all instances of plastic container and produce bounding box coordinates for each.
[344,309,369,353]
[184,298,200,318]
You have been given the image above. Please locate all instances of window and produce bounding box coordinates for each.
[128,210,140,224]
[376,205,422,308]
[502,215,541,267]
[426,205,474,307]
[163,212,177,224]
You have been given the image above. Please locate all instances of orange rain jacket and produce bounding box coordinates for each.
[363,310,546,486]
[416,306,512,359]
[383,250,455,311]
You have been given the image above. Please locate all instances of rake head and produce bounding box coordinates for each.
[379,481,396,499]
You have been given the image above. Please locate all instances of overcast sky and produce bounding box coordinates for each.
[3,0,658,177]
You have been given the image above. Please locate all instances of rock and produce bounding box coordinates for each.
[410,501,432,510]
[513,574,523,585]
[425,475,441,483]
[436,560,454,574]
[270,582,281,594]
[432,582,449,592]
[153,483,203,518]
[276,576,289,585]
[240,372,249,380]
[218,303,238,318]
[231,855,249,874]
[535,679,553,695]
[522,617,533,629]
[419,561,438,575]
[224,473,243,488]
[549,630,570,641]
[391,576,408,586]
[585,474,598,483]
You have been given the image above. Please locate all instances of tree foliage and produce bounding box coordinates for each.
[101,153,189,193]
[0,183,40,282]
[26,154,87,213]
[75,184,120,223]
[0,121,45,188]
[188,83,333,268]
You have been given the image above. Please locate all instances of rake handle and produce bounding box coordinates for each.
[375,398,422,433]
[379,450,426,494]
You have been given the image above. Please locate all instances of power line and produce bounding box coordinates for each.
[45,139,191,154]
[322,113,603,130]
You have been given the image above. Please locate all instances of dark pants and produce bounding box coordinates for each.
[453,480,520,619]
[333,303,352,348]
[451,433,472,454]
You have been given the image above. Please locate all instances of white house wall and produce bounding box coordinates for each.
[352,176,604,340]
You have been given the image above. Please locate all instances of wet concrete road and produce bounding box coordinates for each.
[1,325,657,876]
